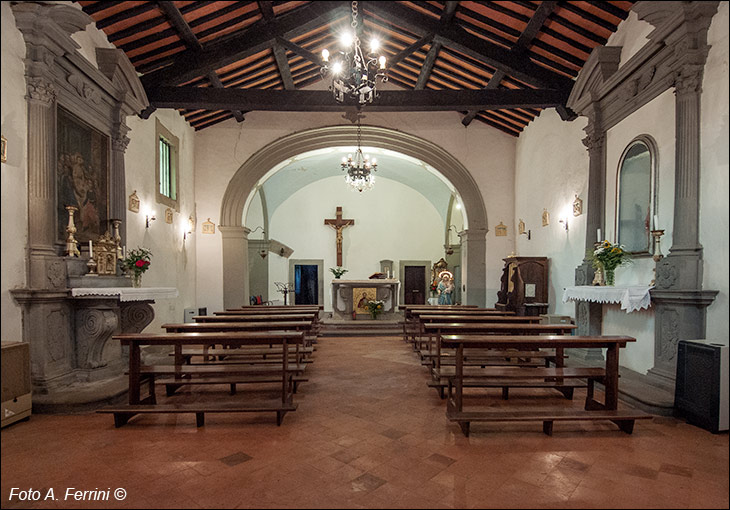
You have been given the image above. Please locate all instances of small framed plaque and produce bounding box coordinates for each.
[165,207,173,224]
[128,190,140,213]
[202,218,215,234]
[495,221,507,237]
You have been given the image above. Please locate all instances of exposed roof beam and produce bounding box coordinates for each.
[146,86,570,112]
[462,1,557,127]
[362,1,573,90]
[140,2,347,89]
[258,1,275,22]
[276,37,321,65]
[388,33,434,68]
[207,72,245,122]
[462,70,504,126]
[272,43,296,90]
[157,1,202,50]
[157,1,244,123]
[415,41,441,90]
[516,1,557,48]
[414,1,458,90]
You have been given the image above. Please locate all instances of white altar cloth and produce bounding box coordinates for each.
[562,285,653,313]
[71,287,178,302]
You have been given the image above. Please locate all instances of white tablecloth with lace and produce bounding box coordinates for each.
[70,287,178,302]
[562,285,653,313]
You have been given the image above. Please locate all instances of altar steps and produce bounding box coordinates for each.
[319,318,403,337]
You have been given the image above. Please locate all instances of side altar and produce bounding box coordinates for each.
[332,279,400,319]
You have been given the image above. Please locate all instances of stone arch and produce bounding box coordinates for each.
[219,125,489,308]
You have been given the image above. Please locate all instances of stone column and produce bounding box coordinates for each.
[220,226,250,309]
[648,8,719,388]
[572,117,606,362]
[110,127,130,243]
[459,228,487,307]
[26,76,60,290]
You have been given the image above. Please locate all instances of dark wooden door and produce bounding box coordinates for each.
[294,265,318,305]
[404,266,425,305]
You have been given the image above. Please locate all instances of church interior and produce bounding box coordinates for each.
[1,1,728,508]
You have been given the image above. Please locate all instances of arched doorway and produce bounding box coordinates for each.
[219,125,489,308]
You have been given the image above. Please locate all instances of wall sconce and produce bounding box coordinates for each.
[145,210,156,228]
[559,217,569,231]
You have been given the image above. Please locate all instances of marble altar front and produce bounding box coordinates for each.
[331,279,400,319]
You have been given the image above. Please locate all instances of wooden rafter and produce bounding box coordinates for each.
[145,87,569,112]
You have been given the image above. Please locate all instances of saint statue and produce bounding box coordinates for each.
[437,271,454,305]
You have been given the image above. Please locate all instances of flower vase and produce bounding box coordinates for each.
[132,273,142,288]
[604,268,615,286]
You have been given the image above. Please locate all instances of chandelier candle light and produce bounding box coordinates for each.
[320,1,387,105]
[342,116,377,192]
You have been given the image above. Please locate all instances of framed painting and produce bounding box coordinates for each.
[354,287,377,313]
[56,107,109,243]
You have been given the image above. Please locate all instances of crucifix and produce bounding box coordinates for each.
[324,206,355,267]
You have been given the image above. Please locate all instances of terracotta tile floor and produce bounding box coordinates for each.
[2,337,728,509]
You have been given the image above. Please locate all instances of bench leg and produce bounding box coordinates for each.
[542,421,554,436]
[613,419,635,434]
[555,386,574,400]
[196,412,205,427]
[148,376,157,405]
[276,411,283,426]
[230,383,236,395]
[166,383,182,396]
[502,387,509,400]
[458,421,470,437]
[113,412,134,428]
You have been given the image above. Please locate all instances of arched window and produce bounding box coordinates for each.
[616,137,656,254]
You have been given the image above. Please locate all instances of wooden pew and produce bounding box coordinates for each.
[422,322,578,398]
[213,308,322,335]
[410,312,541,352]
[162,320,315,366]
[401,307,512,345]
[440,334,652,436]
[98,331,305,427]
[194,313,320,339]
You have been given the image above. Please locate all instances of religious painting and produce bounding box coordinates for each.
[542,209,550,227]
[202,218,215,234]
[56,107,109,243]
[165,207,173,224]
[354,287,377,313]
[128,190,140,213]
[495,222,507,237]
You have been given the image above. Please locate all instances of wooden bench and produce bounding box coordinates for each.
[99,330,305,427]
[440,334,652,436]
[403,309,522,347]
[179,319,317,347]
[99,402,298,428]
[413,314,545,354]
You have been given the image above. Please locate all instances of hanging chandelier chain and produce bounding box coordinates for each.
[351,1,358,30]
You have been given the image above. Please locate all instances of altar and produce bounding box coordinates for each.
[331,279,400,319]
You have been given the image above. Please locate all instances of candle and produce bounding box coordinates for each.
[653,214,659,231]
[88,240,93,258]
[597,229,601,243]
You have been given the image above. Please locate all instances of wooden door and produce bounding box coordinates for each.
[404,266,425,305]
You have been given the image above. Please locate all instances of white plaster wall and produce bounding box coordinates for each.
[194,111,516,314]
[606,10,653,67]
[606,89,676,284]
[124,111,198,330]
[265,176,444,311]
[1,1,29,343]
[514,109,589,316]
[701,1,730,345]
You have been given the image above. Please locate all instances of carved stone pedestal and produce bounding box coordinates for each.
[10,288,159,412]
